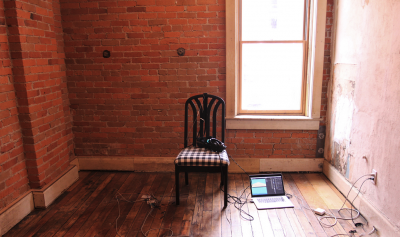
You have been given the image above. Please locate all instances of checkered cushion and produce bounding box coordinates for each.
[175,147,230,166]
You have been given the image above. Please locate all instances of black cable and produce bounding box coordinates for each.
[222,155,255,224]
[221,184,253,218]
[228,155,250,177]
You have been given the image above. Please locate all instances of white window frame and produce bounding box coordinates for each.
[226,0,327,130]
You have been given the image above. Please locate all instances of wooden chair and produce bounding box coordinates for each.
[174,93,229,208]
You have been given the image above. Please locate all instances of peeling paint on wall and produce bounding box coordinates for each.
[326,0,400,227]
[362,0,370,9]
[327,64,357,177]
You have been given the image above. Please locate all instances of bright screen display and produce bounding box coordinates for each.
[251,175,285,196]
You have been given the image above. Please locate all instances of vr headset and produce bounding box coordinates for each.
[196,136,227,152]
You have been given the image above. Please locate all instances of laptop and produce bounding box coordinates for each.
[249,173,294,209]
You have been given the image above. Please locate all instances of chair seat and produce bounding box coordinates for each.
[175,147,230,167]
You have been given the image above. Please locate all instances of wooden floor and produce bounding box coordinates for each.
[4,171,371,237]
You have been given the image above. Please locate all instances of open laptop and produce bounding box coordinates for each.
[249,173,294,209]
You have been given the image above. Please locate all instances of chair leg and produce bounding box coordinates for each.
[220,169,224,188]
[185,172,189,185]
[175,168,180,205]
[224,166,228,208]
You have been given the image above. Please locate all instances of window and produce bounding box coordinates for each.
[241,0,308,115]
[226,0,327,129]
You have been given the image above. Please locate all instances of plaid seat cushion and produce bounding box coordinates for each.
[175,147,230,166]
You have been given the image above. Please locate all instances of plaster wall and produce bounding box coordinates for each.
[326,0,400,228]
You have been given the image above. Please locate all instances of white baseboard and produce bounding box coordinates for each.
[260,158,323,172]
[76,156,324,173]
[0,192,34,236]
[32,165,79,208]
[70,158,79,170]
[323,160,400,237]
[78,156,175,172]
[0,165,79,235]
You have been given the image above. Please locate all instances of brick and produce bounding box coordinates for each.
[127,7,146,12]
[43,0,329,166]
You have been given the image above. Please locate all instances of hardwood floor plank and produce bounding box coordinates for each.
[282,175,316,237]
[183,173,199,221]
[114,173,156,237]
[103,173,148,237]
[331,209,361,237]
[3,172,98,237]
[211,173,222,237]
[145,174,174,237]
[137,173,171,237]
[24,172,107,237]
[305,173,347,209]
[304,174,349,236]
[149,174,175,237]
[228,174,242,237]
[284,174,328,237]
[285,208,308,237]
[66,171,91,192]
[320,174,351,209]
[204,173,214,212]
[4,192,68,237]
[61,173,120,237]
[80,173,130,237]
[221,174,231,237]
[53,172,115,237]
[276,208,296,237]
[235,174,252,237]
[170,173,191,236]
[242,174,264,237]
[4,172,360,237]
[157,173,187,237]
[256,209,275,237]
[267,209,285,237]
[191,173,206,236]
[127,173,165,237]
[34,172,110,237]
[179,172,199,236]
[200,174,214,236]
[291,173,338,237]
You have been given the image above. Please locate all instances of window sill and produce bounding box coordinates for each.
[226,116,321,130]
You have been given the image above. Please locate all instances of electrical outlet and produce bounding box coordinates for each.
[371,169,377,184]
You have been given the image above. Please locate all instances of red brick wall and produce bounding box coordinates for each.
[321,0,333,125]
[4,0,74,188]
[225,1,334,158]
[0,0,29,209]
[62,0,332,158]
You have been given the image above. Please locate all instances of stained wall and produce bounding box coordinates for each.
[325,0,400,228]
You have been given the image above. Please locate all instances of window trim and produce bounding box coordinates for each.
[226,0,327,130]
[239,0,309,115]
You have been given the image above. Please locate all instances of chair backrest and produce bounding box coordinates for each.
[184,93,225,147]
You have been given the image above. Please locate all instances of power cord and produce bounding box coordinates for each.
[222,185,255,237]
[220,155,255,237]
[287,173,376,237]
[228,154,250,177]
[114,192,173,237]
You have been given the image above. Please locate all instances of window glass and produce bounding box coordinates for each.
[241,43,304,111]
[242,0,305,41]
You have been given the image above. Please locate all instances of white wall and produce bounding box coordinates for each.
[325,0,400,228]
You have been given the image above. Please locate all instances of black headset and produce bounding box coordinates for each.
[196,137,226,152]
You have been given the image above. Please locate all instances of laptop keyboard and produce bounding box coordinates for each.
[257,197,284,203]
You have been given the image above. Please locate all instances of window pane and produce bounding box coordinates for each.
[241,43,304,111]
[242,0,305,41]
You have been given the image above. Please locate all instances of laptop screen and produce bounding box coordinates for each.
[250,174,285,197]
